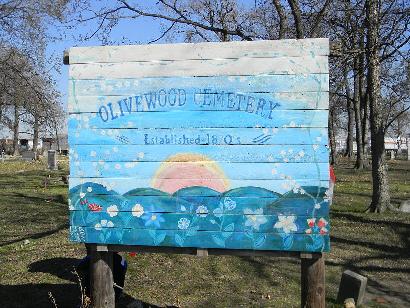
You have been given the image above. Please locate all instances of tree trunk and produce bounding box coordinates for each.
[359,30,370,168]
[33,114,39,155]
[366,0,390,213]
[54,125,60,153]
[287,0,304,38]
[344,68,354,158]
[12,105,19,156]
[272,0,287,39]
[353,59,364,169]
[329,107,337,165]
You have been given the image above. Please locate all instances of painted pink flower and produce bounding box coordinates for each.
[305,217,328,234]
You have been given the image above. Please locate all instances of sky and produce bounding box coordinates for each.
[47,13,169,110]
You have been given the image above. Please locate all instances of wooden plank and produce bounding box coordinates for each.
[68,194,330,216]
[91,244,303,258]
[68,91,329,113]
[69,161,329,180]
[70,144,329,163]
[68,75,329,96]
[70,56,328,79]
[68,127,329,146]
[69,226,330,252]
[68,110,328,130]
[70,211,330,234]
[68,178,329,197]
[69,39,329,63]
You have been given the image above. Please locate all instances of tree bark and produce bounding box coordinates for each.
[329,107,337,165]
[12,104,19,156]
[359,30,370,168]
[353,59,364,169]
[272,0,287,39]
[287,0,304,38]
[366,0,390,213]
[344,68,354,158]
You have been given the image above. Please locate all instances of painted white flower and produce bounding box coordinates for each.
[95,219,114,230]
[114,163,121,170]
[298,150,305,157]
[138,152,145,159]
[244,208,268,231]
[313,144,319,151]
[314,203,321,209]
[132,204,144,217]
[196,205,209,217]
[79,192,86,199]
[224,197,236,210]
[87,187,93,192]
[213,207,223,218]
[107,205,119,217]
[178,218,190,229]
[274,215,297,233]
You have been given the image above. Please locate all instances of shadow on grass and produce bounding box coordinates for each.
[23,257,163,308]
[365,278,410,305]
[0,223,68,247]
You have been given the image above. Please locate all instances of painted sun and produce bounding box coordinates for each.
[151,153,230,194]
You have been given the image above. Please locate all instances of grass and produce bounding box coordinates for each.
[0,157,409,307]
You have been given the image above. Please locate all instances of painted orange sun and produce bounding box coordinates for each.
[151,153,230,194]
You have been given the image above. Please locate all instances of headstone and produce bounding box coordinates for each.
[337,270,367,306]
[48,150,57,170]
[390,150,395,160]
[1,150,4,162]
[398,200,410,213]
[21,151,36,161]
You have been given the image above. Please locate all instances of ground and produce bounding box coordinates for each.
[0,158,408,307]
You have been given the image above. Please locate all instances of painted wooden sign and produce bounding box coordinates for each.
[68,39,330,252]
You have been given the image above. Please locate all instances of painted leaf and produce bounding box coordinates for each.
[255,234,266,248]
[175,234,184,247]
[154,231,166,245]
[282,234,294,250]
[211,234,226,247]
[222,223,234,239]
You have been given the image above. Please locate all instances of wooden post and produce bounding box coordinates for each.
[90,250,115,308]
[301,253,325,308]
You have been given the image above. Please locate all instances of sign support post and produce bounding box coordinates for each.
[90,248,115,308]
[301,253,325,308]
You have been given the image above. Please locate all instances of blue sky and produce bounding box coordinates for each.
[47,13,171,109]
[47,0,257,107]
